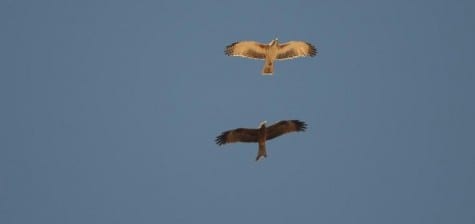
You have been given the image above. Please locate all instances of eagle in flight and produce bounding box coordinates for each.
[215,120,307,161]
[225,38,317,75]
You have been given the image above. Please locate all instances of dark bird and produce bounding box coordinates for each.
[225,38,317,75]
[216,120,307,161]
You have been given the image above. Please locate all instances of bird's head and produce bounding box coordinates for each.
[258,120,267,128]
[269,38,279,46]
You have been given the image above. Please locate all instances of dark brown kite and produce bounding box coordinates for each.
[216,120,307,161]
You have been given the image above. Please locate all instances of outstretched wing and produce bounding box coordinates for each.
[225,41,267,60]
[215,128,259,145]
[276,41,317,60]
[266,120,307,140]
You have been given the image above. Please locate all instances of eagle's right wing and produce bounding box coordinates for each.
[216,128,259,145]
[276,41,317,60]
[225,41,267,60]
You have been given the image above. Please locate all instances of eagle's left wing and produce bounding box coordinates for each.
[276,41,317,60]
[225,41,267,60]
[266,120,307,140]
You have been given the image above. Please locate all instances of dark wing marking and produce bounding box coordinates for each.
[276,41,317,60]
[215,128,259,145]
[265,120,307,140]
[225,41,267,60]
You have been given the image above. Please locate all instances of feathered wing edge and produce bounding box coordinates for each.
[276,41,317,60]
[266,120,307,140]
[215,128,259,145]
[224,41,268,60]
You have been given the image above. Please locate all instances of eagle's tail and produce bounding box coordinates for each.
[256,142,267,161]
[261,60,274,75]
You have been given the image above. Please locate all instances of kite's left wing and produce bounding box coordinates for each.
[266,120,307,140]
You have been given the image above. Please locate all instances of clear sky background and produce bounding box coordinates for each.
[1,0,474,223]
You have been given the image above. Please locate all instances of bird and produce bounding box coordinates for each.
[215,120,307,161]
[224,38,317,75]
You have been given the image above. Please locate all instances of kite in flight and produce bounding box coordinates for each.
[215,120,307,161]
[225,38,317,75]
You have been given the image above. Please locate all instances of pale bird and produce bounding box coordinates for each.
[216,120,307,161]
[225,38,317,75]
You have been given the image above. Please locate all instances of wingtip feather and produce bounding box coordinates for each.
[292,120,307,131]
[215,132,227,145]
[307,42,317,57]
[224,42,239,56]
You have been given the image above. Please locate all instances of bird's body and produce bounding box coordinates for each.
[257,121,268,160]
[262,40,279,74]
[225,38,317,75]
[215,120,307,161]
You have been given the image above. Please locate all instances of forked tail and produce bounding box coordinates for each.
[256,142,267,161]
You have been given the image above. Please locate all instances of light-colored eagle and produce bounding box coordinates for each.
[225,38,317,75]
[215,120,307,161]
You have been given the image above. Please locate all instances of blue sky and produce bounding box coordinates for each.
[1,0,474,223]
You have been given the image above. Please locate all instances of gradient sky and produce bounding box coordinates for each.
[1,0,475,223]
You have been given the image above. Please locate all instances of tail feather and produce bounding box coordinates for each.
[261,61,274,75]
[256,143,267,161]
